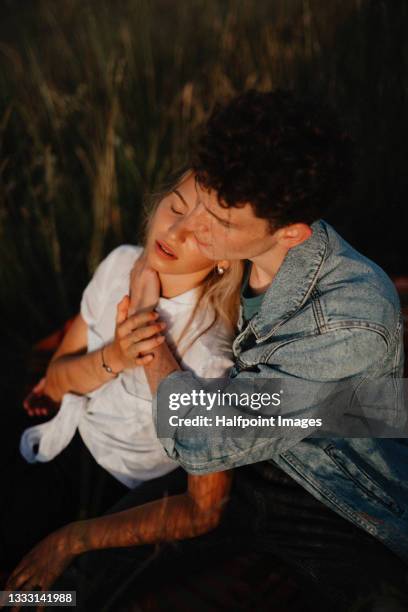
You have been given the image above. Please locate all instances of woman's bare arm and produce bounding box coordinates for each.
[43,301,167,402]
[43,313,115,401]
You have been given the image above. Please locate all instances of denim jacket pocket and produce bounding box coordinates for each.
[324,444,403,517]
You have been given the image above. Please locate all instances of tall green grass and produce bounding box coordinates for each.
[0,0,407,363]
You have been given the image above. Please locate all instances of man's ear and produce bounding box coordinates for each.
[278,223,312,248]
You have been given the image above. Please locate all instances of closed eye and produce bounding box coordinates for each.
[219,219,232,228]
[171,204,184,215]
[171,189,188,214]
[199,198,234,228]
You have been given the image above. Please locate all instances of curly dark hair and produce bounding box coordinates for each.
[192,89,354,228]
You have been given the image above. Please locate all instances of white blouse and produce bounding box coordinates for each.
[20,245,234,488]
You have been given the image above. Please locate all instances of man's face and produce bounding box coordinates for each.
[178,174,278,261]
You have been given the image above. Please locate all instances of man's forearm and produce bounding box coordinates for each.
[144,341,181,396]
[69,491,222,556]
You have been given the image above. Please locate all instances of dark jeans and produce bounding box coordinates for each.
[0,431,127,570]
[51,461,408,612]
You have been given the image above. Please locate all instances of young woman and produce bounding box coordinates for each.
[2,169,242,577]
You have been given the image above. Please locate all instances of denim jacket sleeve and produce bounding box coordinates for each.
[153,327,389,474]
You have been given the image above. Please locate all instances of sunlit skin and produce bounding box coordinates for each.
[4,176,237,598]
[175,173,312,293]
[3,176,314,598]
[144,180,230,298]
[135,172,314,398]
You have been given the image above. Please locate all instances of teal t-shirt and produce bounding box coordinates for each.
[241,261,267,324]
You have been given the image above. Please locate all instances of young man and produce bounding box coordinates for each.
[13,90,406,611]
[136,90,408,609]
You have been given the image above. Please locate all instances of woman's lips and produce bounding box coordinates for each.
[155,240,178,260]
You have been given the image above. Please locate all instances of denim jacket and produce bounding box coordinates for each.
[156,220,408,561]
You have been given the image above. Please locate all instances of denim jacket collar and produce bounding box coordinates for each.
[250,219,329,343]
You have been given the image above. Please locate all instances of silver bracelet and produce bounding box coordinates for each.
[101,346,120,376]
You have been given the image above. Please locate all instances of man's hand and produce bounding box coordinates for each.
[4,526,77,604]
[129,253,160,315]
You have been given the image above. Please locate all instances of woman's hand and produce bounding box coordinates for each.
[129,254,160,315]
[5,525,77,596]
[23,378,61,418]
[104,296,167,370]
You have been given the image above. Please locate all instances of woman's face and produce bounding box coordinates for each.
[145,175,215,277]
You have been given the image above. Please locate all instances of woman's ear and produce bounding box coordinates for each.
[216,259,231,272]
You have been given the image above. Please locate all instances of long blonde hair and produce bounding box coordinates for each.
[141,168,244,355]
